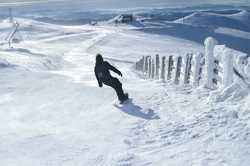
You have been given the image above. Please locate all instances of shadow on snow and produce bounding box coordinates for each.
[114,99,160,120]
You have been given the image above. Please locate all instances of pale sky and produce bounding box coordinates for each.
[0,0,249,7]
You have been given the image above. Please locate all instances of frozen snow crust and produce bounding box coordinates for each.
[0,5,250,166]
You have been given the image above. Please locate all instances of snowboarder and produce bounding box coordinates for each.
[94,54,128,103]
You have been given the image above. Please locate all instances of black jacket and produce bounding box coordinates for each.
[95,61,122,87]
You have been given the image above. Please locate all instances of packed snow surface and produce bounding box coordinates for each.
[0,5,250,166]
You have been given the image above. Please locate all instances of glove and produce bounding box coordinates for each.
[118,72,123,77]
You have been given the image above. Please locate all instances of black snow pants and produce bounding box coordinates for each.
[102,77,124,101]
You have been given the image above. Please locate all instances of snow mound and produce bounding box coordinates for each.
[0,58,13,68]
[209,81,249,102]
[0,48,61,71]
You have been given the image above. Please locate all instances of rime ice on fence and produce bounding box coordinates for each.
[174,56,182,84]
[151,58,155,79]
[167,55,174,80]
[214,45,235,88]
[155,54,160,79]
[142,56,146,73]
[134,36,247,90]
[161,56,166,81]
[144,56,150,74]
[193,53,204,86]
[183,54,193,84]
[234,49,249,79]
[222,48,234,87]
[204,37,218,89]
[148,57,152,78]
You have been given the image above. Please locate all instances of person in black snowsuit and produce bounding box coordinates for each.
[94,54,127,102]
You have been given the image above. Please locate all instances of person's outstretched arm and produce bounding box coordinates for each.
[106,62,122,77]
[94,67,103,87]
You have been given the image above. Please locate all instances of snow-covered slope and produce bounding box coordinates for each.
[0,6,250,166]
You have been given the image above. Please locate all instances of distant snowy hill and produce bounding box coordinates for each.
[174,10,250,32]
[126,8,250,53]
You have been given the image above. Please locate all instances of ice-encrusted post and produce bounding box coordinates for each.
[222,49,234,87]
[142,56,146,73]
[135,61,138,70]
[174,56,182,84]
[141,57,145,71]
[161,56,166,81]
[193,53,204,86]
[204,37,218,89]
[151,58,155,79]
[137,58,142,71]
[167,55,174,80]
[183,53,193,84]
[155,54,160,79]
[141,56,145,72]
[148,56,152,78]
[144,56,150,74]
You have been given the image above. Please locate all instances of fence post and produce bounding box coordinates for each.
[174,56,182,84]
[183,53,193,84]
[222,48,234,87]
[142,56,146,73]
[140,56,145,72]
[137,58,141,71]
[148,56,152,78]
[155,54,160,79]
[161,56,166,81]
[167,55,174,80]
[213,59,220,86]
[204,37,218,89]
[193,53,204,86]
[151,58,155,79]
[144,56,149,74]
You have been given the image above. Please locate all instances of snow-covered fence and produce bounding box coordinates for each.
[134,37,248,90]
[135,53,200,85]
[205,38,236,89]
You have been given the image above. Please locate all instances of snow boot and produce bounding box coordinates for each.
[119,93,129,104]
